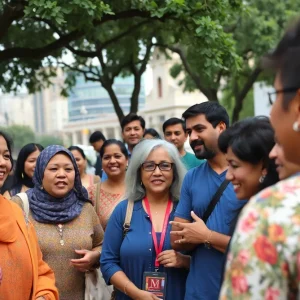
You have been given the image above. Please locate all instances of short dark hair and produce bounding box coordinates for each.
[143,128,161,139]
[14,143,44,188]
[68,145,86,159]
[262,18,300,110]
[121,113,145,132]
[162,118,185,133]
[218,116,278,191]
[0,131,13,169]
[182,102,229,128]
[99,139,129,159]
[89,131,106,144]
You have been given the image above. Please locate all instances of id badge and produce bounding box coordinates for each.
[142,271,167,299]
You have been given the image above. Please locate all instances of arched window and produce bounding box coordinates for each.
[158,77,162,98]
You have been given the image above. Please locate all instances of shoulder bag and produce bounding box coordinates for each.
[85,182,113,300]
[16,192,30,225]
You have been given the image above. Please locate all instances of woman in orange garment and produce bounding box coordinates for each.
[0,131,58,300]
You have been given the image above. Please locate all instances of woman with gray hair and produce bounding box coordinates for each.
[101,139,189,300]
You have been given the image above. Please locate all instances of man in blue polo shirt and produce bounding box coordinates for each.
[171,102,246,299]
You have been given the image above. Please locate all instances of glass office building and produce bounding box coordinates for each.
[68,75,145,122]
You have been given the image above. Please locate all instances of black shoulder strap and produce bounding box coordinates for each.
[202,179,230,224]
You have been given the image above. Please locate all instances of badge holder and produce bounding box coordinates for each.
[142,197,172,300]
[143,271,167,299]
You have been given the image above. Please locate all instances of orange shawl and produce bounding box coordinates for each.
[0,195,58,299]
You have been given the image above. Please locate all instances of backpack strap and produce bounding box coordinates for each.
[202,179,230,224]
[16,192,30,225]
[123,200,134,238]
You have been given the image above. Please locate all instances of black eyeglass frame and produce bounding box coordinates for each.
[268,87,299,105]
[141,162,174,172]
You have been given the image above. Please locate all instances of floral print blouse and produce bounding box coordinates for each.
[220,174,300,299]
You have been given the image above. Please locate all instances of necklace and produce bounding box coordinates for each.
[57,224,65,246]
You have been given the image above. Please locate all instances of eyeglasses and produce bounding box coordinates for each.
[268,87,299,105]
[141,161,174,172]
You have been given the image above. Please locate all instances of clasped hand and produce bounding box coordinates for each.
[157,250,185,268]
[70,249,99,272]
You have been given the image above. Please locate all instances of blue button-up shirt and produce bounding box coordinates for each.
[101,199,188,300]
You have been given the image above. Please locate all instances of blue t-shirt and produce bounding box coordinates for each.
[101,199,188,300]
[174,162,247,300]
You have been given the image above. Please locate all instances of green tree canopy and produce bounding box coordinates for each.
[1,0,244,124]
[36,135,63,148]
[166,0,299,122]
[5,1,294,123]
[0,125,35,154]
[0,124,63,154]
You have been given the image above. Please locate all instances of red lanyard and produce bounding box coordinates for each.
[144,197,172,270]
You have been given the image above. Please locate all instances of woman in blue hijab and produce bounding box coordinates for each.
[12,145,104,300]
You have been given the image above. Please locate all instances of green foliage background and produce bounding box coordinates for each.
[0,125,63,156]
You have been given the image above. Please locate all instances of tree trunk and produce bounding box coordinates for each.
[103,84,125,125]
[231,67,262,123]
[207,89,219,102]
[130,74,141,113]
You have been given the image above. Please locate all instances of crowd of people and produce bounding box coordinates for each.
[0,17,300,300]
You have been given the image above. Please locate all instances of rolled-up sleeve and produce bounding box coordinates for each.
[100,200,127,285]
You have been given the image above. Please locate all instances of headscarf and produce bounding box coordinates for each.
[26,145,90,224]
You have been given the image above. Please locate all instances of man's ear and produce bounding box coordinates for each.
[217,121,227,133]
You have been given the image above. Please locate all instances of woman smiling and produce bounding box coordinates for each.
[218,116,278,201]
[4,143,44,198]
[220,19,300,299]
[101,139,189,300]
[12,145,104,300]
[88,139,128,230]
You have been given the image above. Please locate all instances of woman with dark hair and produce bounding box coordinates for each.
[12,145,103,299]
[218,116,279,201]
[88,139,128,230]
[143,128,161,139]
[0,132,58,299]
[3,143,44,198]
[69,145,100,190]
[220,19,300,299]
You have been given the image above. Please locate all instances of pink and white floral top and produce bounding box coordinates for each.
[219,174,300,299]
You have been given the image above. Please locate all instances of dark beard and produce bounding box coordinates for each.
[190,140,216,160]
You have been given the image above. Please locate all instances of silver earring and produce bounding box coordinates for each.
[259,175,266,183]
[293,121,300,132]
[140,181,143,186]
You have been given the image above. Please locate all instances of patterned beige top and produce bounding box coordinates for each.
[13,198,104,300]
[88,184,125,230]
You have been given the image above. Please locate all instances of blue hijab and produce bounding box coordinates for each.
[26,145,90,224]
